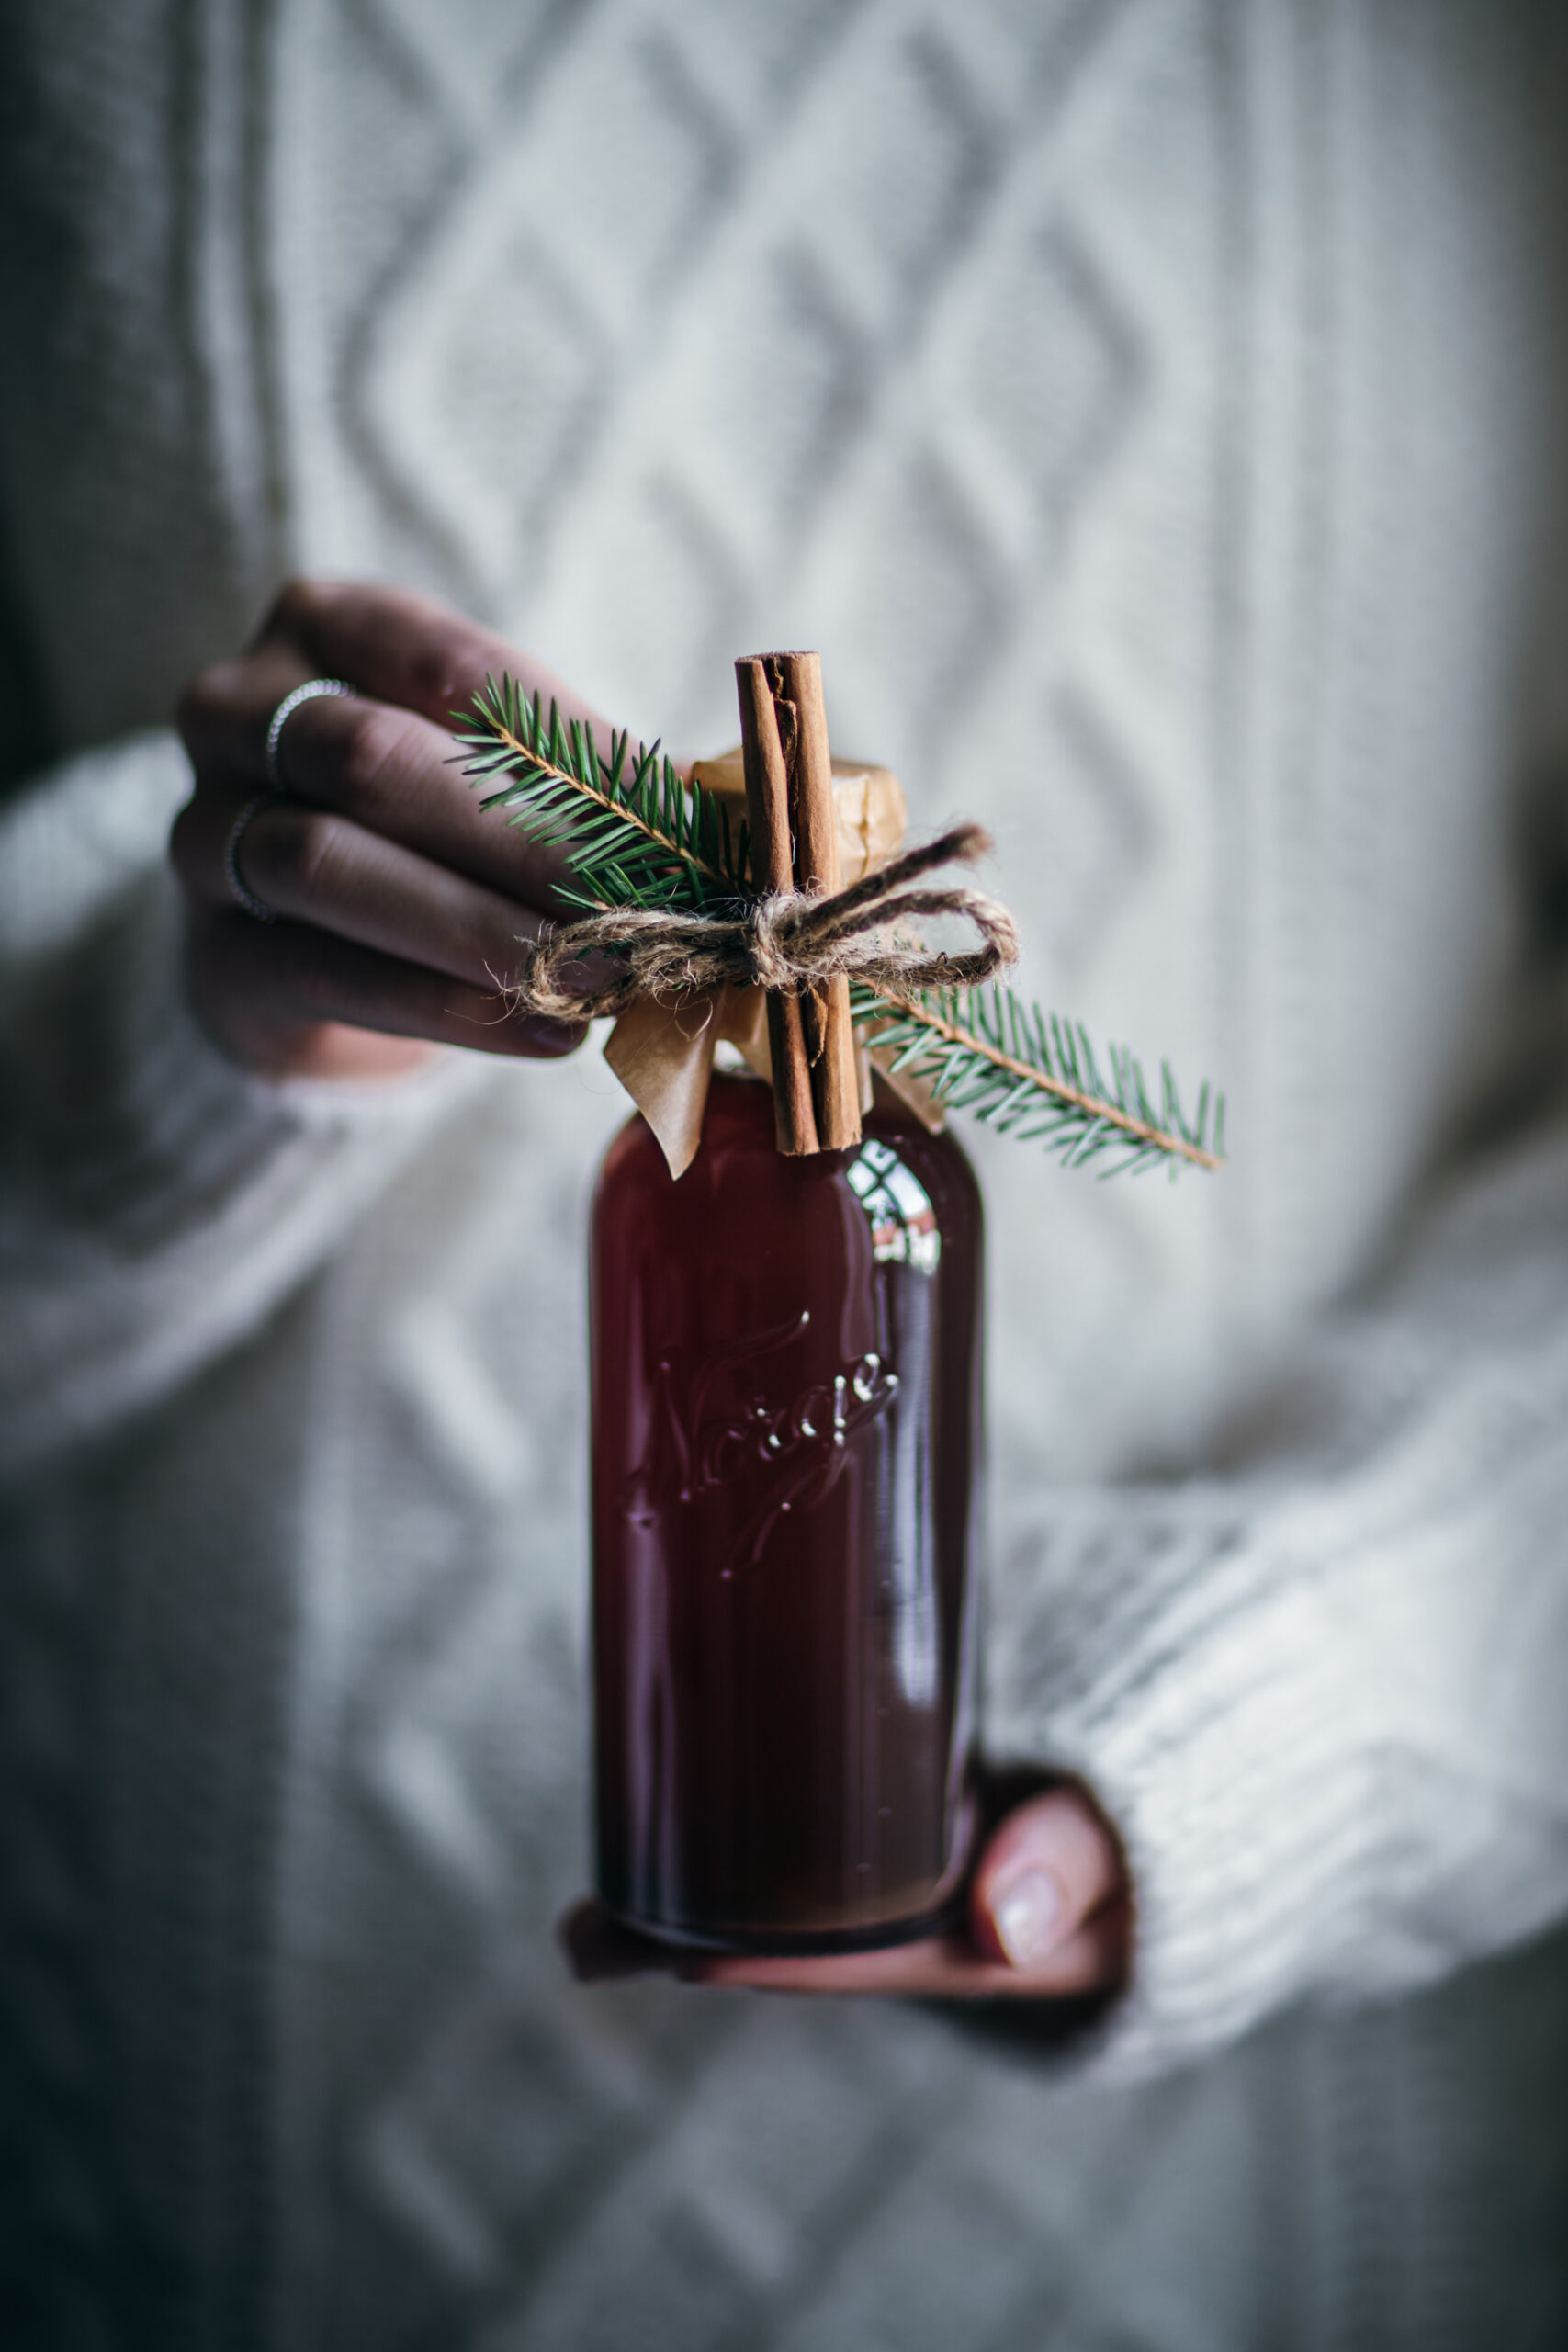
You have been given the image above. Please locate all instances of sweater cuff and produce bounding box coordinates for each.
[986,1494,1407,2081]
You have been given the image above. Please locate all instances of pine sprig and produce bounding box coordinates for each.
[453,672,747,914]
[457,673,1224,1176]
[850,984,1224,1175]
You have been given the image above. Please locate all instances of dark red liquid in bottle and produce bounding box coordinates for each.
[591,1069,984,1951]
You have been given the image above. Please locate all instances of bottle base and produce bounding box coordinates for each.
[598,1894,966,1958]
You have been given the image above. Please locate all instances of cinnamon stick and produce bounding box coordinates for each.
[772,651,863,1149]
[736,656,818,1155]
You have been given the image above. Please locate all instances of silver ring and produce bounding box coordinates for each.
[225,792,283,923]
[265,676,353,790]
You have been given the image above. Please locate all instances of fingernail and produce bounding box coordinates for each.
[992,1867,1067,1966]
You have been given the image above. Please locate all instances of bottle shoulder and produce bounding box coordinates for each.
[593,1071,981,1239]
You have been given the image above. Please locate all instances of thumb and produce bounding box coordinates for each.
[969,1783,1126,1971]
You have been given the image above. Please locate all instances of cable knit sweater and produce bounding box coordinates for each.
[5,1,1568,2345]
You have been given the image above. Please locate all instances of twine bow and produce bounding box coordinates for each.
[509,822,1019,1022]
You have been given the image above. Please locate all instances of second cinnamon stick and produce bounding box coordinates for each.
[772,651,863,1151]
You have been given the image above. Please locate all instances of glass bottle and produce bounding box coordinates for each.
[590,1067,984,1951]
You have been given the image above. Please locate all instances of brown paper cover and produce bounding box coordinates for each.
[603,752,942,1175]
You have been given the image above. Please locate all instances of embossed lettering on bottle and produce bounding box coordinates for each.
[626,1313,902,1576]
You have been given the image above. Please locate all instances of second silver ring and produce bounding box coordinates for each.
[225,791,284,923]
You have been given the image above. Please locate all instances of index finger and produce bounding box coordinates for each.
[684,1905,1127,1998]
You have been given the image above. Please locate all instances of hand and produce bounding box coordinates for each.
[171,578,603,1079]
[562,1781,1131,2001]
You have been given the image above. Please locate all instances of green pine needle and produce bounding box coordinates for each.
[849,985,1224,1175]
[457,673,1224,1177]
[452,672,747,914]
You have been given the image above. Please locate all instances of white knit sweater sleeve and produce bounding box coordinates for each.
[989,1110,1568,2079]
[0,730,479,1474]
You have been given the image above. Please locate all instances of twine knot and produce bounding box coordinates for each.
[508,823,1019,1022]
